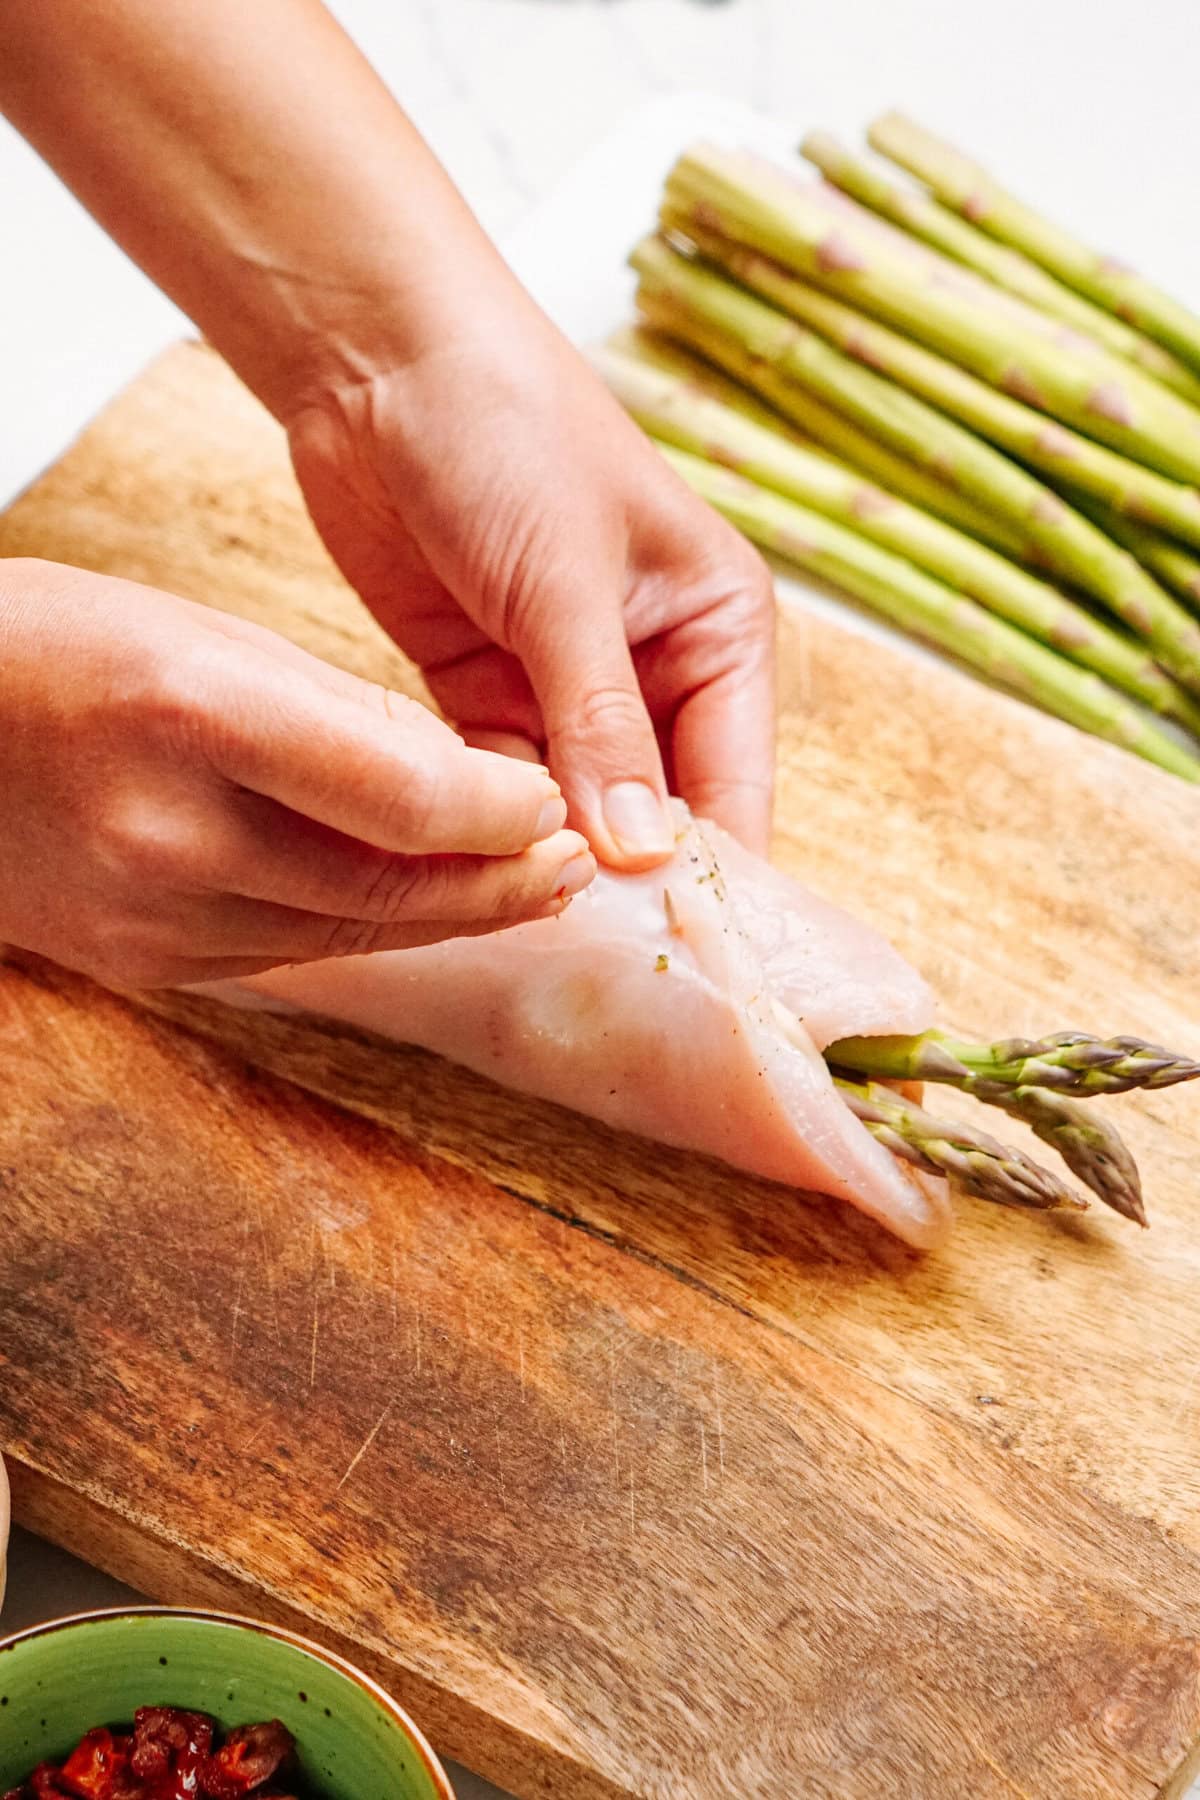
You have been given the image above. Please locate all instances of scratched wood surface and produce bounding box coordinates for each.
[1,342,1199,1800]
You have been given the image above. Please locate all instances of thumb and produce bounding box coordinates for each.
[521,608,675,870]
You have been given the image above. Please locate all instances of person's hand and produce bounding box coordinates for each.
[0,558,592,988]
[3,0,775,869]
[2,0,775,872]
[287,307,776,870]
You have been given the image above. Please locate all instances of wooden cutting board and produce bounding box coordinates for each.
[2,342,1200,1800]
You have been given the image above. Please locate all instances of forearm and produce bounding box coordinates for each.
[0,0,520,417]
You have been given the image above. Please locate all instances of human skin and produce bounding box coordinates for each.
[0,0,775,985]
[0,561,595,987]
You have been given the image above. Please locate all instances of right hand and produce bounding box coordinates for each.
[0,558,594,988]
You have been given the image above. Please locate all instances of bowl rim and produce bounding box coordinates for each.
[0,1604,456,1800]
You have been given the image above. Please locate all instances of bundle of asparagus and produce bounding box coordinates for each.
[598,113,1200,780]
[825,1027,1199,1227]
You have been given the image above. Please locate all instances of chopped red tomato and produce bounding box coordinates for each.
[6,1712,300,1800]
[198,1724,292,1800]
[57,1730,137,1800]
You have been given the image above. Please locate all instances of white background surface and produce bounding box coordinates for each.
[4,2,1200,1796]
[5,0,1200,511]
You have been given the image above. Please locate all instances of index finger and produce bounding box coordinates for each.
[191,639,565,856]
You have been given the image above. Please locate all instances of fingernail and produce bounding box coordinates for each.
[603,782,674,858]
[533,794,568,841]
[554,850,595,900]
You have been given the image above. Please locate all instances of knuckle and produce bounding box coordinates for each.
[721,536,775,616]
[131,640,260,775]
[466,505,620,655]
[745,548,776,610]
[85,918,172,990]
[353,679,427,729]
[484,862,542,920]
[356,691,458,847]
[120,955,175,990]
[749,567,777,625]
[376,762,440,848]
[711,558,777,658]
[570,682,651,747]
[494,540,549,648]
[123,641,221,747]
[451,498,540,635]
[88,797,185,888]
[379,685,432,730]
[315,913,389,961]
[353,853,425,923]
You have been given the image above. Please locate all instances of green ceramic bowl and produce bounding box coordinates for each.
[0,1608,454,1800]
[0,1459,9,1608]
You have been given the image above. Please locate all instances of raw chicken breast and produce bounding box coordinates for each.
[206,809,950,1249]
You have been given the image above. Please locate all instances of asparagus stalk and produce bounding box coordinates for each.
[1077,503,1200,616]
[619,316,1027,554]
[824,1029,1200,1095]
[1111,523,1200,616]
[632,235,1200,694]
[1049,471,1200,620]
[663,208,1200,555]
[605,322,814,440]
[834,1076,1088,1212]
[800,132,1200,408]
[654,442,1200,780]
[986,1088,1146,1226]
[663,143,1200,484]
[868,112,1200,375]
[594,341,1200,734]
[827,1023,1200,1226]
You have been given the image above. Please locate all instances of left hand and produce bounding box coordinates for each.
[286,306,777,870]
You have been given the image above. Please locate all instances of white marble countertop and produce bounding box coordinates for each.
[4,2,1199,1795]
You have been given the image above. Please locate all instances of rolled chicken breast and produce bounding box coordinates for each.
[200,808,950,1249]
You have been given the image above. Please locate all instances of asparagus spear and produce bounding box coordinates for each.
[1077,503,1200,616]
[662,208,1200,555]
[800,131,1200,408]
[868,112,1200,376]
[595,341,1200,734]
[1050,479,1200,616]
[833,1076,1088,1212]
[829,1024,1200,1225]
[1111,524,1200,615]
[618,317,1027,554]
[632,236,1200,694]
[985,1088,1146,1226]
[824,1029,1200,1095]
[653,442,1200,780]
[663,143,1200,484]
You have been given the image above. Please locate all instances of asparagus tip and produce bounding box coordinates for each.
[835,1075,1089,1215]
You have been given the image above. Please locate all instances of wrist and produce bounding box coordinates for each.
[270,260,550,443]
[242,237,515,426]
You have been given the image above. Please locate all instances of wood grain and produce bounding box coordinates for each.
[1,342,1199,1799]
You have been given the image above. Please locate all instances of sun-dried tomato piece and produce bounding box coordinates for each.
[55,1730,137,1800]
[198,1723,294,1800]
[130,1708,215,1791]
[28,1765,71,1800]
[10,1709,301,1800]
